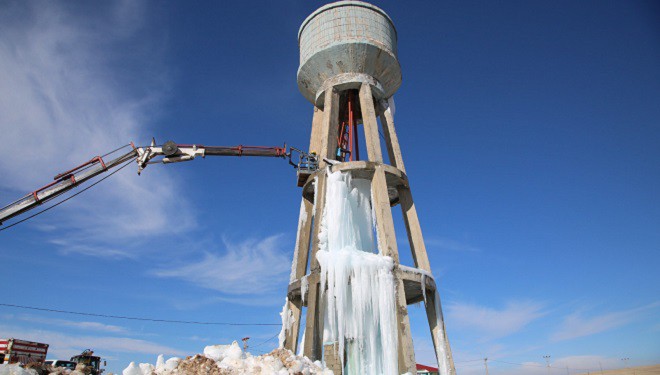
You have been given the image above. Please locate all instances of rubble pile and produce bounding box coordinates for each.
[0,363,91,375]
[122,341,332,375]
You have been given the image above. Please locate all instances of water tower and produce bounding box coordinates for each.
[281,2,456,374]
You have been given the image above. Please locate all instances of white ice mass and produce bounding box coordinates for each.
[122,342,332,375]
[316,169,399,374]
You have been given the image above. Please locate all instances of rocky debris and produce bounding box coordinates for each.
[123,342,333,375]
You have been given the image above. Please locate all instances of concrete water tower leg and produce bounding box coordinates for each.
[284,197,314,353]
[323,343,343,374]
[302,272,323,360]
[362,83,416,373]
[425,291,457,375]
[378,99,406,172]
[319,89,340,167]
[372,165,417,375]
[359,84,384,163]
[302,169,328,360]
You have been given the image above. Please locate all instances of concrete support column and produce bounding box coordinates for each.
[425,292,457,375]
[302,272,323,360]
[398,187,431,272]
[319,89,340,167]
[283,298,302,353]
[309,106,325,155]
[324,343,343,374]
[379,99,406,173]
[372,167,416,374]
[359,83,383,163]
[302,167,329,360]
[284,198,314,353]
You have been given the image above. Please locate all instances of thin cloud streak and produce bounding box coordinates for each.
[0,324,186,359]
[551,302,660,341]
[153,234,291,296]
[16,314,128,334]
[447,300,546,339]
[425,237,481,253]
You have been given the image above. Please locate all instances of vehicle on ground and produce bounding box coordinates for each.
[44,359,78,370]
[70,349,105,375]
[0,338,49,365]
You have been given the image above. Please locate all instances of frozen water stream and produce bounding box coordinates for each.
[316,169,399,375]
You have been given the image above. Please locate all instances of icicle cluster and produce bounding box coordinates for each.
[316,170,399,375]
[278,297,295,348]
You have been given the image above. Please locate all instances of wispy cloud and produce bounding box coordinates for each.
[153,234,290,296]
[425,237,481,253]
[49,239,137,259]
[0,1,193,254]
[447,300,546,339]
[16,314,128,334]
[551,302,660,341]
[0,324,186,359]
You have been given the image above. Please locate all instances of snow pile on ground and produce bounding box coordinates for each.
[0,363,96,375]
[122,341,332,375]
[0,364,36,375]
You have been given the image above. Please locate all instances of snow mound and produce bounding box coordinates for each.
[0,364,37,375]
[203,342,242,362]
[123,345,332,375]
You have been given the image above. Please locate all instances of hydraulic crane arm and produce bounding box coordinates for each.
[0,140,317,226]
[135,140,289,174]
[0,148,138,226]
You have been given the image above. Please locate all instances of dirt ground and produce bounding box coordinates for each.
[577,365,660,375]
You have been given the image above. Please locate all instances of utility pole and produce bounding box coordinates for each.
[621,357,630,369]
[544,355,552,375]
[484,357,489,375]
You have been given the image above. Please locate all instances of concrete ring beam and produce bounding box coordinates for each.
[301,161,408,206]
[288,265,436,307]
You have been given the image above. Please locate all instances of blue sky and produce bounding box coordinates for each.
[0,1,658,374]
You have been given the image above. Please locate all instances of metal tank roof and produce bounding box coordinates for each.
[297,1,402,106]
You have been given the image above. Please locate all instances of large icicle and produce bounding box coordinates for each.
[290,200,309,283]
[278,297,294,348]
[316,169,399,375]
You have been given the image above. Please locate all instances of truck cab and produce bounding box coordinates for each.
[44,360,77,370]
[70,350,104,375]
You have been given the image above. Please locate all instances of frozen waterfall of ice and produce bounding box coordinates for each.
[316,169,399,375]
[278,297,295,348]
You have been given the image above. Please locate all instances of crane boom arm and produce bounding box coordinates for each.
[0,148,138,225]
[0,140,315,226]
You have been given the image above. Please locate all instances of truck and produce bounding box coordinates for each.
[0,338,49,366]
[70,349,105,375]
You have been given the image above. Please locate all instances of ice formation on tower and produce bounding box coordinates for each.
[316,169,399,374]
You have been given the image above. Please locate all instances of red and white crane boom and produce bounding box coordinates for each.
[0,140,317,226]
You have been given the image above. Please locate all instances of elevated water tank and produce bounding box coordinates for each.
[297,1,402,106]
